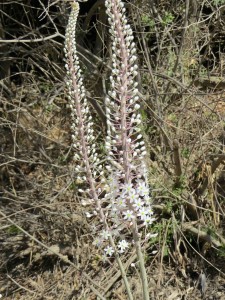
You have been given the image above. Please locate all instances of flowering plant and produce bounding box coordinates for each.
[64,1,154,299]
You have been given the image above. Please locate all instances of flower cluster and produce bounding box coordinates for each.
[65,0,154,260]
[107,179,154,227]
[64,2,103,192]
[105,0,147,174]
[92,0,154,257]
[94,228,130,257]
[105,1,153,208]
[104,239,129,257]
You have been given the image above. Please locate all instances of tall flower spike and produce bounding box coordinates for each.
[105,0,152,225]
[105,3,152,298]
[64,1,102,195]
[105,0,147,178]
[64,3,139,299]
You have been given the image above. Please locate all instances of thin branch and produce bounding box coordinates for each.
[0,32,64,44]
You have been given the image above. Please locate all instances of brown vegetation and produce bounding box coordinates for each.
[1,0,225,299]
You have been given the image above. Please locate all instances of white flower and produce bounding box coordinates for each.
[129,190,138,203]
[137,207,148,220]
[134,104,140,110]
[144,195,152,205]
[136,181,149,197]
[118,239,129,253]
[143,215,154,226]
[93,237,103,247]
[102,254,108,263]
[100,230,110,240]
[104,246,114,256]
[132,150,137,157]
[110,202,118,213]
[109,176,119,190]
[123,210,135,221]
[146,233,158,239]
[85,212,93,218]
[133,198,143,210]
[146,206,154,216]
[117,197,127,208]
[122,183,134,195]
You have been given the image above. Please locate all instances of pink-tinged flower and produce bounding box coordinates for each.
[104,245,114,256]
[118,239,129,253]
[123,210,135,221]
